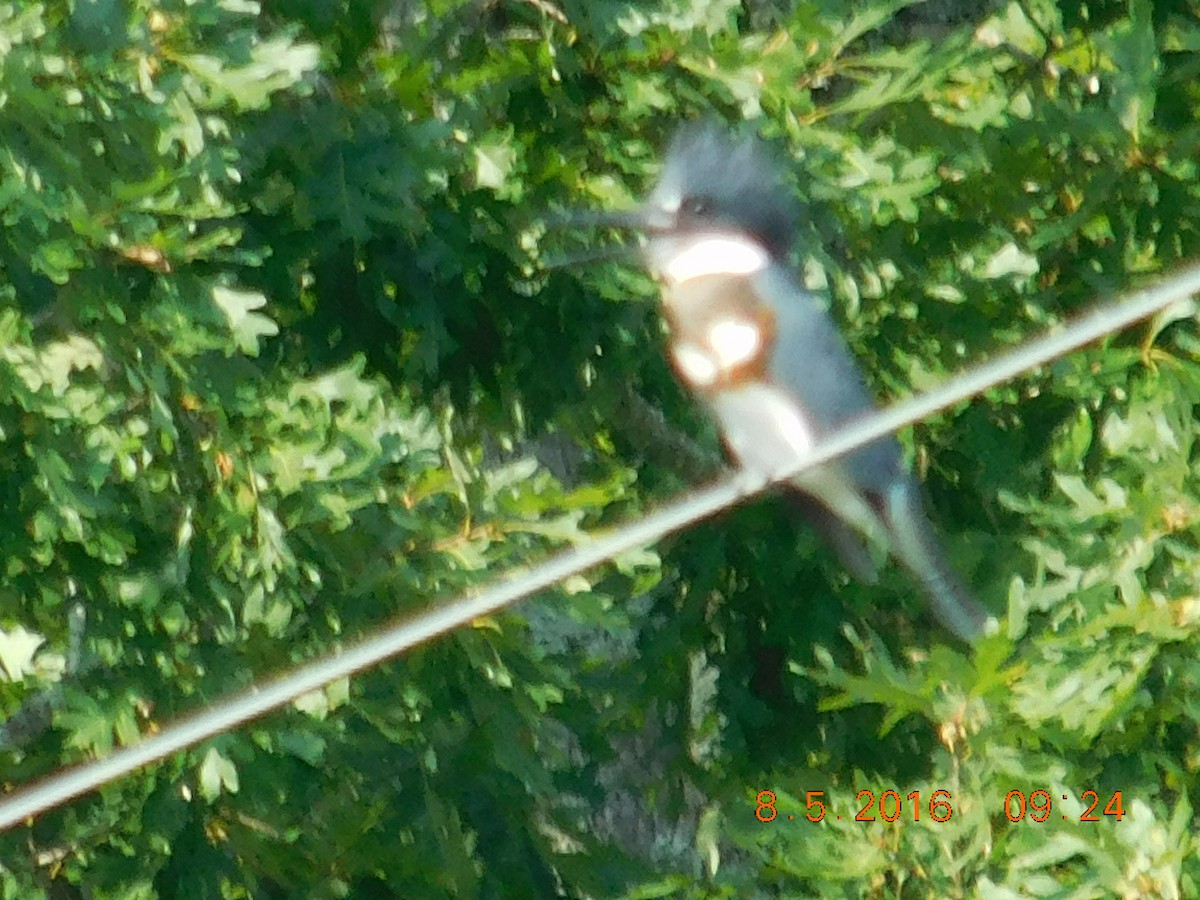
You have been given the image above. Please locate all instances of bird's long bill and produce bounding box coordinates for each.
[541,243,639,270]
[549,206,654,233]
[540,206,652,271]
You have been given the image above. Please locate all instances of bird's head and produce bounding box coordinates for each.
[551,123,801,284]
[571,124,800,285]
[640,123,799,262]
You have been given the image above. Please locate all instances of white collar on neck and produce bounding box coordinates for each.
[656,234,770,285]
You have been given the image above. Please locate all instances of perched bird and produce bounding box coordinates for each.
[603,123,995,643]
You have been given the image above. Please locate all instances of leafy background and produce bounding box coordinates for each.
[1,0,1199,896]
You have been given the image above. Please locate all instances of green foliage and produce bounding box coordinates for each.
[2,0,1200,896]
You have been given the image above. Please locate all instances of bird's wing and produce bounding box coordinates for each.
[754,266,904,497]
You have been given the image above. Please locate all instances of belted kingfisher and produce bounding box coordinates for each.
[597,123,996,643]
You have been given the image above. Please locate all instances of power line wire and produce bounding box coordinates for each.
[2,259,1199,832]
[0,469,764,831]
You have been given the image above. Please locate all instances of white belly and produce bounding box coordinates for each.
[709,383,888,545]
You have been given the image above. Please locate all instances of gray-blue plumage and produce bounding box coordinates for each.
[625,122,995,642]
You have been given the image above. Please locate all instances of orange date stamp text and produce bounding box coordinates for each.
[755,789,955,823]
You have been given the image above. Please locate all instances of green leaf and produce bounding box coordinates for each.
[178,35,319,110]
[1102,0,1158,141]
[0,626,45,681]
[983,242,1039,279]
[198,746,240,800]
[474,137,517,193]
[212,285,279,355]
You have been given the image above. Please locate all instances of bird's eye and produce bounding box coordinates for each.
[681,196,711,218]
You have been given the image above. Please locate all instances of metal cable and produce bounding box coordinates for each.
[2,259,1199,831]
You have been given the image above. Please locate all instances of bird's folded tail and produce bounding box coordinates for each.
[882,478,997,643]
